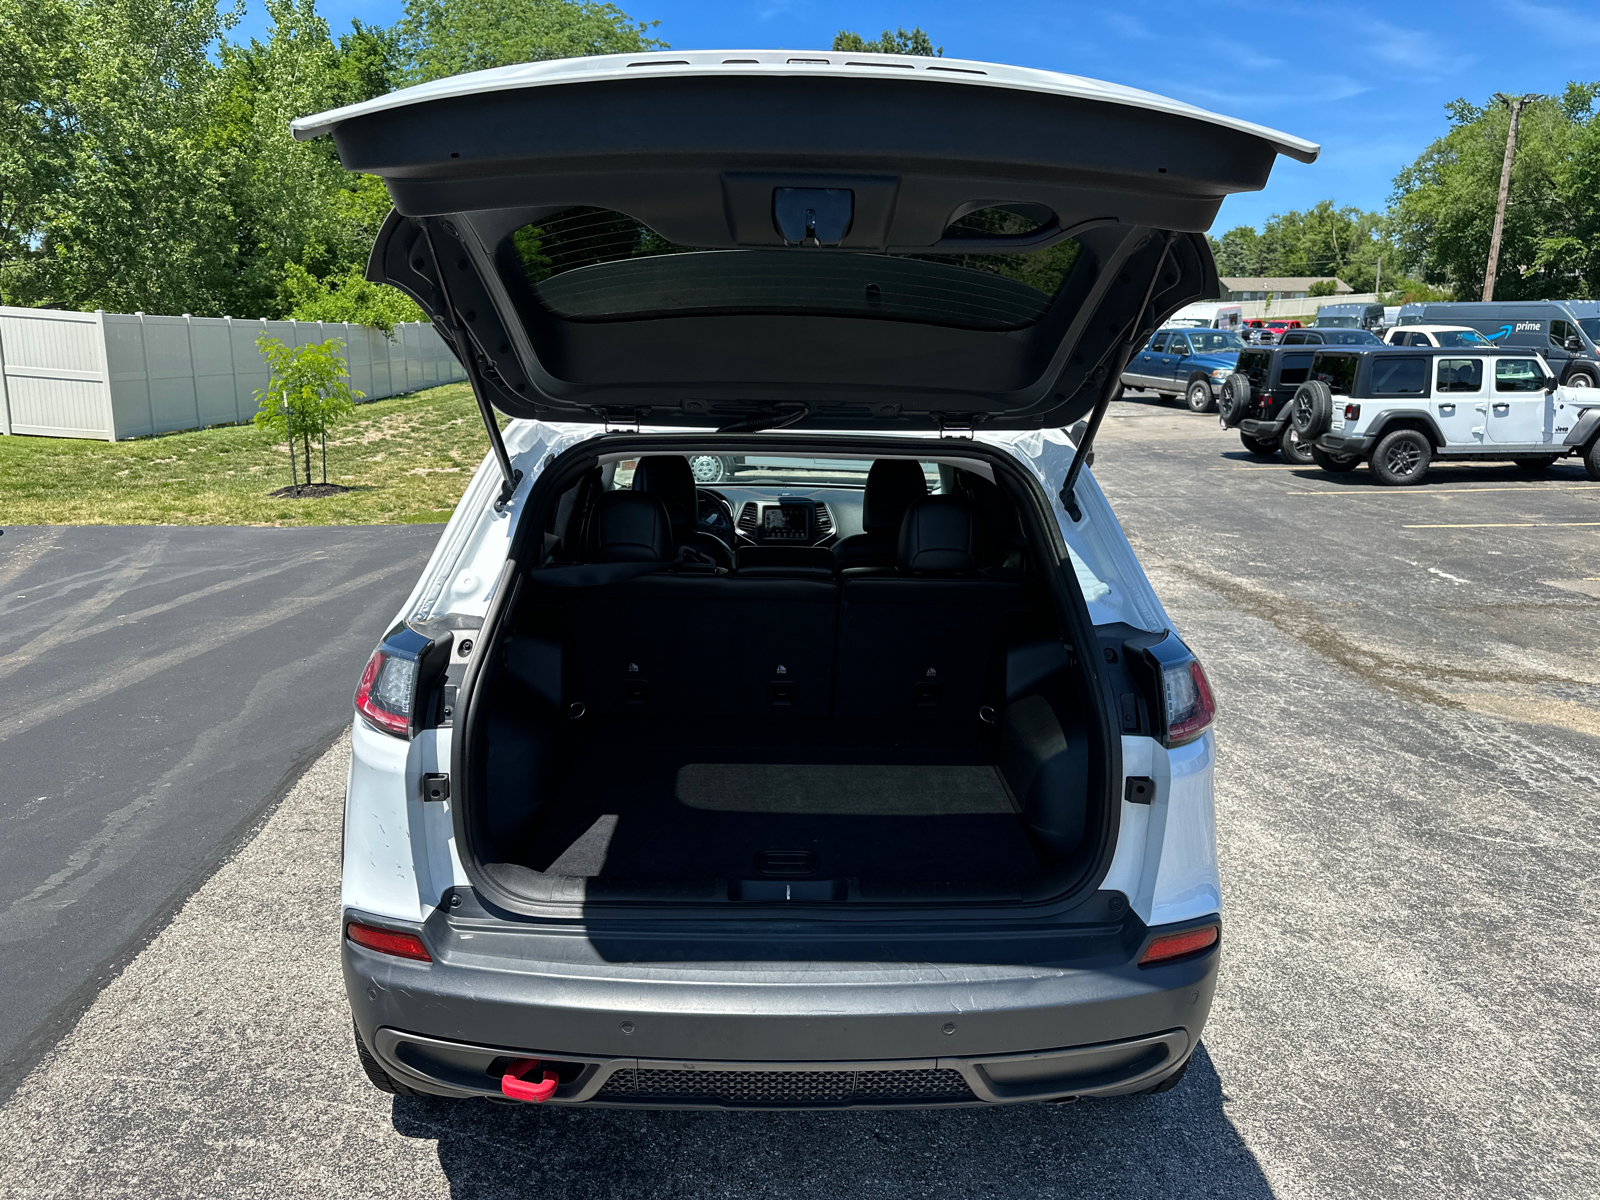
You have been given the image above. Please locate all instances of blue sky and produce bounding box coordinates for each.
[234,0,1600,233]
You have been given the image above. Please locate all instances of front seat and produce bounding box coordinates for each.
[832,459,928,570]
[631,455,734,568]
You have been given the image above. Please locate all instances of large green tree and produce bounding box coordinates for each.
[1390,84,1600,300]
[831,27,942,56]
[399,0,664,83]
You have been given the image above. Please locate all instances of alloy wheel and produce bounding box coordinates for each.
[1384,441,1422,475]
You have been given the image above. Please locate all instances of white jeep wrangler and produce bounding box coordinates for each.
[1286,346,1600,485]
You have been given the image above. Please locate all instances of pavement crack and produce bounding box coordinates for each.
[1159,558,1596,709]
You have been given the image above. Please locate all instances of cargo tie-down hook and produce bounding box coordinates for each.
[501,1059,560,1102]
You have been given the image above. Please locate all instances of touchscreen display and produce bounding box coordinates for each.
[762,504,810,537]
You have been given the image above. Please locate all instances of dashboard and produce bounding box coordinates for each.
[696,486,862,549]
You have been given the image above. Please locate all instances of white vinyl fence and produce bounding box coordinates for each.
[0,306,465,441]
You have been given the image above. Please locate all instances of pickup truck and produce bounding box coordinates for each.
[1120,327,1245,412]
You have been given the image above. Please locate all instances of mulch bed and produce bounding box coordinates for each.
[268,483,352,499]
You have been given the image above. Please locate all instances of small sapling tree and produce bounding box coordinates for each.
[252,336,362,491]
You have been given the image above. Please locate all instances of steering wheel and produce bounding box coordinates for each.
[696,489,735,542]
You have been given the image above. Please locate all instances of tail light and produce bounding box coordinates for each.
[354,625,453,739]
[1139,924,1219,966]
[1122,632,1217,747]
[346,921,432,962]
[1344,403,1361,420]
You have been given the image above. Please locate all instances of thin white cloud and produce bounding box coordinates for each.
[1103,13,1154,40]
[1500,0,1600,46]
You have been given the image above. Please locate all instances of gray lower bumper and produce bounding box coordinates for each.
[345,911,1220,1107]
[1238,417,1286,439]
[1315,432,1373,455]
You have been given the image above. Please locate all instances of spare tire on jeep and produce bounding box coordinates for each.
[1217,373,1252,427]
[1288,380,1334,440]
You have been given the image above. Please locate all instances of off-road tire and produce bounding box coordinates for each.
[354,1019,423,1096]
[1185,378,1214,413]
[1288,380,1334,439]
[1586,439,1600,481]
[1138,1053,1193,1096]
[688,455,731,485]
[1512,455,1559,470]
[1279,424,1315,465]
[1218,374,1252,426]
[1239,430,1278,457]
[1370,428,1432,486]
[1310,446,1360,472]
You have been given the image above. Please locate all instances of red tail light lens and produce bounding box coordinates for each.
[346,921,431,962]
[1139,924,1218,966]
[1163,658,1216,746]
[354,648,416,738]
[1344,403,1361,420]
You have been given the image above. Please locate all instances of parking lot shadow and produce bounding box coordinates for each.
[390,1043,1275,1200]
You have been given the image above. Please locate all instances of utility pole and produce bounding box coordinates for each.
[1483,93,1543,302]
[1374,254,1382,299]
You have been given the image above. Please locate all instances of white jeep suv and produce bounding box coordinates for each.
[1292,347,1600,484]
[293,50,1315,1109]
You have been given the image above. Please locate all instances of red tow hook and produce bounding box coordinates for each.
[500,1059,560,1103]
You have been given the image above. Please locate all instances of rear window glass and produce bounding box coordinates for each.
[1435,329,1493,348]
[1437,358,1483,392]
[1371,356,1428,395]
[507,206,1083,331]
[1312,352,1359,395]
[1238,349,1271,386]
[1279,352,1314,386]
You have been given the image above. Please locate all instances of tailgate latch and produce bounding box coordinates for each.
[773,188,854,246]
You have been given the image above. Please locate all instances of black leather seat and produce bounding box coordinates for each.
[582,490,674,562]
[631,455,735,568]
[836,497,1029,721]
[832,459,928,570]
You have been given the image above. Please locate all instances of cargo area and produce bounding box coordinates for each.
[458,449,1113,906]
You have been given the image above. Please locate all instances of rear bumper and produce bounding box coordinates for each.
[1238,417,1286,438]
[345,907,1221,1107]
[1315,432,1373,455]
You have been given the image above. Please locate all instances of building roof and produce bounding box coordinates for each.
[1220,277,1352,293]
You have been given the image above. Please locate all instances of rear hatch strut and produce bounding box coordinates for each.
[1059,232,1176,523]
[421,224,522,508]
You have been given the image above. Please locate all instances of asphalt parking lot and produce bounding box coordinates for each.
[1,403,1597,1199]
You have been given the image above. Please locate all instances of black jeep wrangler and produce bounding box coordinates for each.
[1217,344,1361,462]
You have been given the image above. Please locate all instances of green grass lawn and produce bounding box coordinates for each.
[0,383,501,526]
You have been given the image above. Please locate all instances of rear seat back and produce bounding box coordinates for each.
[835,497,1029,721]
[541,491,837,718]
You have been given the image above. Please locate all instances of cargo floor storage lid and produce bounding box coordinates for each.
[294,51,1317,432]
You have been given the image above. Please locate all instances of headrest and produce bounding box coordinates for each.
[585,491,673,563]
[898,496,979,575]
[861,459,928,532]
[631,455,697,528]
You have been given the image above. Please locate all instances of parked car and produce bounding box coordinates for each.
[1120,327,1246,411]
[293,48,1317,1110]
[1289,348,1600,484]
[1383,325,1496,349]
[1313,302,1384,332]
[1279,328,1384,346]
[1394,301,1600,387]
[1216,343,1364,462]
[1167,302,1243,331]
